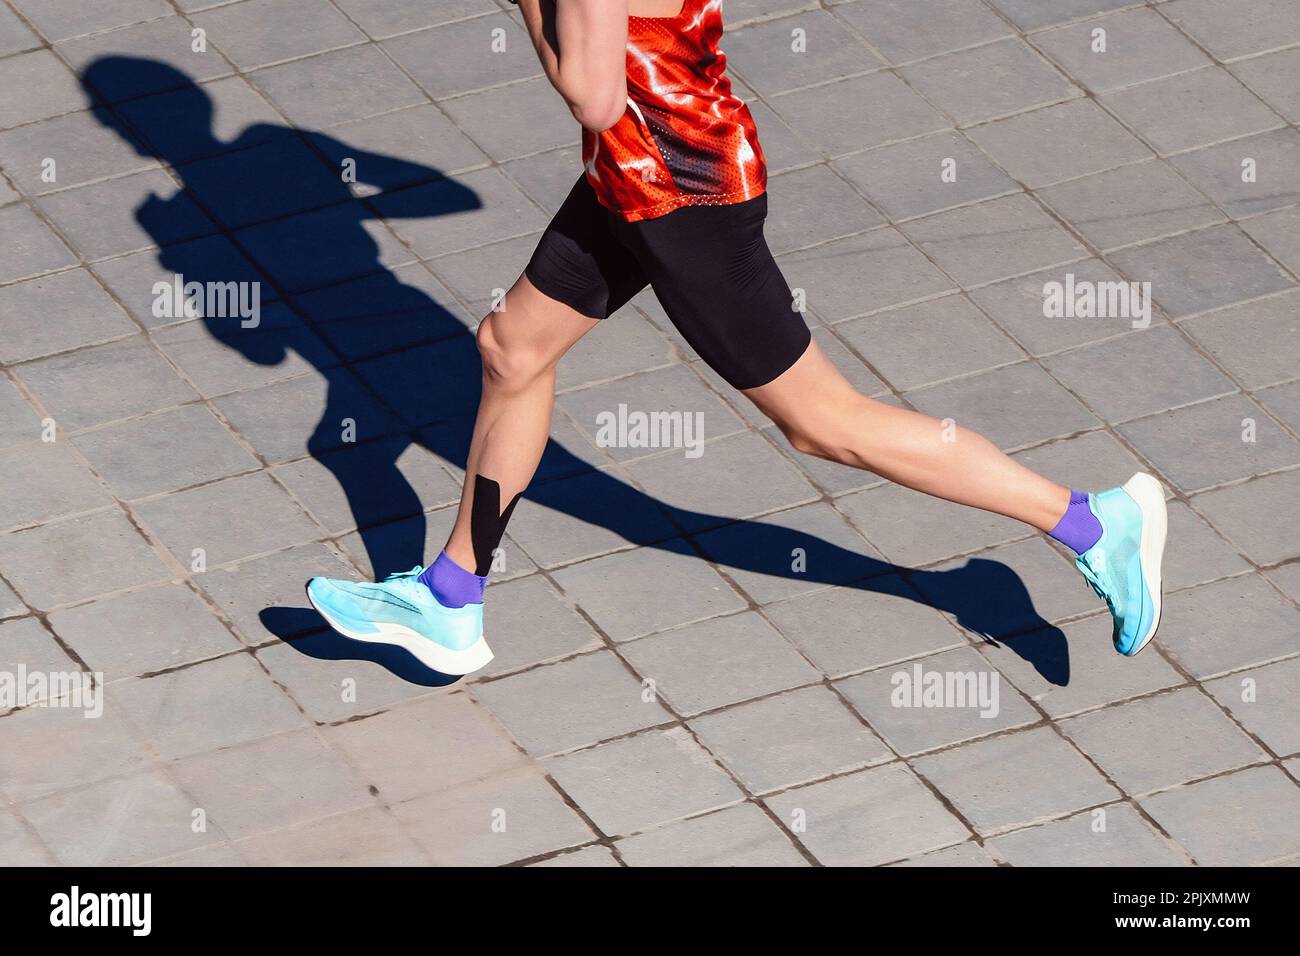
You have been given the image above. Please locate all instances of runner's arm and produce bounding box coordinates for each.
[515,0,628,132]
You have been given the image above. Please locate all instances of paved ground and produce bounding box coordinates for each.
[1,0,1299,867]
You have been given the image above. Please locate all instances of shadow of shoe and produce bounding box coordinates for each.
[258,606,461,687]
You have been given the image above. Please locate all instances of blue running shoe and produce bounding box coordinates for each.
[306,567,492,675]
[1074,473,1168,656]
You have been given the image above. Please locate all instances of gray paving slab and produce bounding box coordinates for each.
[0,508,170,610]
[967,99,1152,189]
[1046,327,1234,425]
[1258,380,1300,435]
[0,617,76,690]
[614,802,808,866]
[771,71,948,158]
[0,441,112,530]
[0,577,26,621]
[1231,46,1300,123]
[474,649,671,756]
[1171,129,1300,219]
[833,130,1019,221]
[764,575,968,677]
[544,727,744,837]
[912,725,1120,836]
[117,653,309,760]
[393,764,594,865]
[16,337,199,431]
[134,471,323,566]
[985,0,1137,31]
[551,543,747,643]
[838,294,1023,390]
[905,361,1099,450]
[1161,0,1300,61]
[237,806,429,866]
[0,51,85,130]
[693,500,885,605]
[37,169,218,260]
[1009,430,1144,493]
[1061,687,1268,795]
[1154,500,1251,593]
[172,728,376,841]
[1241,206,1300,280]
[1204,655,1300,758]
[717,9,883,97]
[194,541,356,642]
[988,614,1185,719]
[58,17,230,102]
[688,684,891,794]
[74,404,261,500]
[899,39,1078,126]
[381,12,540,100]
[836,479,1028,566]
[252,44,426,130]
[764,164,885,254]
[1180,291,1300,390]
[0,702,153,803]
[10,0,171,41]
[254,638,434,723]
[191,0,367,71]
[899,194,1089,289]
[325,695,526,803]
[0,109,157,196]
[837,645,1040,755]
[1139,765,1300,865]
[778,225,955,321]
[0,809,54,865]
[969,259,1157,356]
[1036,160,1226,252]
[92,236,281,331]
[989,802,1188,866]
[621,611,819,715]
[333,0,498,39]
[48,583,243,680]
[626,432,819,533]
[1100,67,1284,156]
[1192,469,1300,566]
[21,769,219,866]
[0,2,40,56]
[393,767,594,866]
[1107,224,1294,319]
[439,77,579,162]
[477,574,602,676]
[764,762,970,866]
[834,0,1011,64]
[1030,8,1210,94]
[0,204,78,282]
[1119,395,1300,493]
[529,845,620,867]
[1156,574,1300,678]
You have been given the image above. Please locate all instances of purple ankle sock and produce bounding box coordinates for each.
[1049,490,1103,555]
[417,550,486,608]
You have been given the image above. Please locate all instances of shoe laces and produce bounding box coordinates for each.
[1077,554,1117,617]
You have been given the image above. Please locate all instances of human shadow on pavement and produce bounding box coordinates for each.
[83,57,1072,687]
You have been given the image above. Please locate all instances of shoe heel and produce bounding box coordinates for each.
[1121,473,1166,655]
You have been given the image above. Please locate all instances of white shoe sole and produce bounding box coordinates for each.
[306,587,493,676]
[1121,472,1167,656]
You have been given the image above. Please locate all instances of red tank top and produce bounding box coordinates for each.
[583,0,767,222]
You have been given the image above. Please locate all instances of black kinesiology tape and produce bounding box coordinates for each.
[470,475,522,576]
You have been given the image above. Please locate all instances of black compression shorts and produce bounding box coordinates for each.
[523,176,812,390]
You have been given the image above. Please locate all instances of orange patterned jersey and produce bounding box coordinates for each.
[583,0,767,222]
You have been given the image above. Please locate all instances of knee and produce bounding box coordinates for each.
[476,314,549,392]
